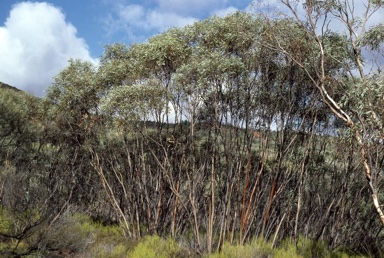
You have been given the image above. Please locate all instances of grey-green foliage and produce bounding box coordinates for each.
[370,0,384,7]
[98,28,191,126]
[362,23,384,50]
[343,75,384,139]
[100,83,169,123]
[42,59,104,211]
[98,43,132,87]
[44,59,102,148]
[46,59,99,117]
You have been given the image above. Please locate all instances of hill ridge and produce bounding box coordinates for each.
[0,81,21,92]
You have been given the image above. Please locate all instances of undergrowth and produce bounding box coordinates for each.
[0,212,378,257]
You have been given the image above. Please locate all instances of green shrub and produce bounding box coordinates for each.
[207,238,273,258]
[45,213,93,252]
[273,239,303,258]
[207,237,371,258]
[0,207,46,256]
[91,242,129,258]
[128,235,184,258]
[295,236,329,258]
[42,213,131,257]
[78,215,133,258]
[276,237,369,258]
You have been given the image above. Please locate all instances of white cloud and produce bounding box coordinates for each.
[0,2,97,96]
[115,4,197,31]
[104,3,197,42]
[212,7,239,17]
[146,10,197,30]
[117,4,146,26]
[156,0,228,15]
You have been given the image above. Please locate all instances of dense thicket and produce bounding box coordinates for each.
[1,4,384,256]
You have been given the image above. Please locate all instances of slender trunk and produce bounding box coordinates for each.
[90,150,132,238]
[239,149,251,244]
[171,171,180,238]
[207,155,215,253]
[262,173,278,237]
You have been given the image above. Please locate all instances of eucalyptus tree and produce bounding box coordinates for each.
[44,59,103,210]
[171,12,282,250]
[261,0,384,226]
[169,12,327,248]
[92,28,194,238]
[94,11,360,251]
[94,13,267,249]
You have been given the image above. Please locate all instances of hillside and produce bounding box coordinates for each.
[0,81,21,92]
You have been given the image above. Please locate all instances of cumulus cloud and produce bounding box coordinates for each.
[0,2,97,96]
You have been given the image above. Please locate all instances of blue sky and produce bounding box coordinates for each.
[0,0,253,95]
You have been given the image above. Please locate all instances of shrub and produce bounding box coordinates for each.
[273,239,303,258]
[295,236,329,258]
[207,238,273,258]
[128,235,185,258]
[40,213,95,256]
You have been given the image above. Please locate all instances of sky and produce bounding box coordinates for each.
[0,0,252,96]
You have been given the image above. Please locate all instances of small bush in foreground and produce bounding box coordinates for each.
[128,235,186,258]
[207,237,371,258]
[207,238,273,258]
